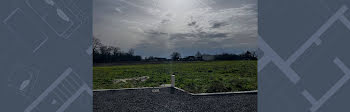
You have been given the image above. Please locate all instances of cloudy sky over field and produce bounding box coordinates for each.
[94,0,257,58]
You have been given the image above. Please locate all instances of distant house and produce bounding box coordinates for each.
[154,58,167,61]
[202,55,215,61]
[145,57,167,61]
[183,56,196,61]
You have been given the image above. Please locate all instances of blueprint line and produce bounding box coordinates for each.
[3,8,20,24]
[56,84,91,112]
[32,32,48,53]
[258,55,271,72]
[285,5,348,66]
[259,36,300,84]
[309,58,350,112]
[339,15,350,30]
[302,90,316,104]
[24,68,72,112]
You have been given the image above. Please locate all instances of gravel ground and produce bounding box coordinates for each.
[93,87,257,112]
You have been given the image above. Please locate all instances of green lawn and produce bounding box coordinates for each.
[93,60,257,93]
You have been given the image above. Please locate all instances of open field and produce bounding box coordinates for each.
[93,60,257,93]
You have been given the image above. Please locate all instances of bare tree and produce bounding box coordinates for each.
[128,49,135,56]
[111,46,121,56]
[171,52,181,61]
[195,51,202,58]
[106,46,114,55]
[93,37,102,54]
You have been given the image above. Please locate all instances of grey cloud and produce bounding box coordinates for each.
[95,0,257,57]
[134,31,171,57]
[161,19,171,24]
[134,29,246,57]
[188,21,197,26]
[211,21,228,28]
[115,7,123,13]
[168,32,229,40]
[203,32,229,38]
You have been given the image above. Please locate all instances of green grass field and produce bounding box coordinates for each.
[93,60,257,93]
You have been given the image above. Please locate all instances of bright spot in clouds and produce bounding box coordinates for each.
[94,0,257,58]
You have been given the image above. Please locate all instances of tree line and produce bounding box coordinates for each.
[93,37,257,63]
[169,51,257,61]
[215,51,257,60]
[93,37,141,63]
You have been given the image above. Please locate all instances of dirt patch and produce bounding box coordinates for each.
[113,76,149,84]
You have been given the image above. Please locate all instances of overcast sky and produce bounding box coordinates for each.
[94,0,257,58]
